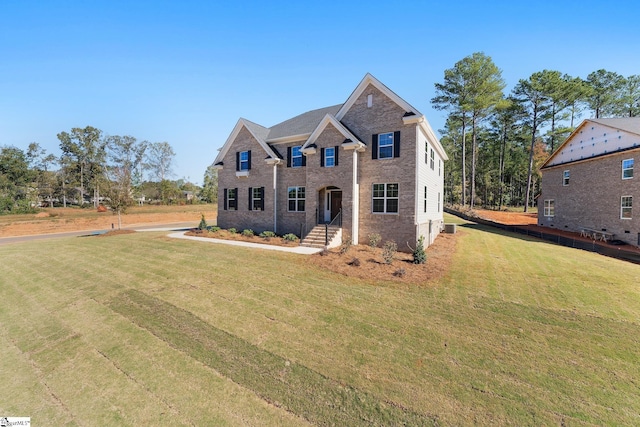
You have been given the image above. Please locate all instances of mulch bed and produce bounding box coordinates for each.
[184,229,300,248]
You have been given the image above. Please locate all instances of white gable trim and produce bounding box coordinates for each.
[301,114,364,152]
[335,73,421,121]
[214,118,278,166]
[418,118,449,161]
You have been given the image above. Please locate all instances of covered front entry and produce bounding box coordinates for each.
[320,186,342,223]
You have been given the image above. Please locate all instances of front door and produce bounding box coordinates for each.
[330,191,342,222]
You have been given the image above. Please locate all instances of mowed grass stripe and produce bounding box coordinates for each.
[109,289,435,426]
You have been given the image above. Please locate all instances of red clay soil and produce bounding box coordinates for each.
[473,208,640,255]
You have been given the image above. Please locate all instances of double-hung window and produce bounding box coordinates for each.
[291,146,303,167]
[430,149,435,170]
[238,151,250,171]
[288,186,305,212]
[248,187,264,211]
[224,188,237,210]
[622,159,634,179]
[544,199,555,217]
[423,186,427,213]
[378,132,394,159]
[324,147,336,167]
[372,183,399,214]
[563,170,570,186]
[621,196,633,219]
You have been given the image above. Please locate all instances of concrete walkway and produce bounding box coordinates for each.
[165,231,323,254]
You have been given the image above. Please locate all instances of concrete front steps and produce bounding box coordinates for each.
[300,225,342,249]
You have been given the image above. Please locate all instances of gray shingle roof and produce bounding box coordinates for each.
[590,117,640,136]
[241,119,270,141]
[266,104,342,141]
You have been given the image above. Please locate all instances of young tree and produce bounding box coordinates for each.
[102,135,147,229]
[0,146,34,212]
[512,71,554,212]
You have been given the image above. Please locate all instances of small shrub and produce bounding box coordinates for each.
[242,229,254,237]
[259,230,276,240]
[412,235,427,264]
[382,240,397,264]
[198,213,208,230]
[209,226,220,232]
[348,257,361,267]
[368,233,381,248]
[393,268,406,277]
[339,237,352,255]
[282,233,299,242]
[228,227,237,234]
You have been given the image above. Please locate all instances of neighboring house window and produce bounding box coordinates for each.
[372,183,399,213]
[423,186,427,213]
[563,170,570,186]
[288,186,305,212]
[544,199,555,217]
[248,186,264,211]
[321,146,339,167]
[621,196,633,219]
[622,158,634,179]
[223,188,237,210]
[372,131,400,159]
[430,149,435,170]
[236,150,251,171]
[287,146,305,167]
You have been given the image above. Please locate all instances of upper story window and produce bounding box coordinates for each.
[622,158,634,179]
[425,142,429,164]
[236,150,251,171]
[322,147,338,167]
[430,149,435,170]
[372,183,399,214]
[563,170,570,186]
[621,196,633,219]
[544,199,555,217]
[288,186,305,212]
[287,146,305,168]
[372,131,400,160]
[423,186,427,213]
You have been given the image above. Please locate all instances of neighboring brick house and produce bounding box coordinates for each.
[213,73,448,249]
[538,118,640,247]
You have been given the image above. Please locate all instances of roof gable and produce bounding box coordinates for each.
[214,118,279,165]
[301,114,364,151]
[335,73,421,120]
[542,118,640,168]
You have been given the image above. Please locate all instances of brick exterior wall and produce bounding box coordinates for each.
[538,149,640,246]
[217,127,275,233]
[341,84,418,247]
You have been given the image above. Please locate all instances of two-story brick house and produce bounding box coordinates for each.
[213,74,448,249]
[538,118,640,247]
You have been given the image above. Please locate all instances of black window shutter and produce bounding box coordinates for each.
[236,152,240,171]
[234,188,238,209]
[247,150,252,170]
[393,131,401,158]
[248,187,253,211]
[287,147,291,167]
[302,151,306,167]
[223,188,228,210]
[320,147,325,167]
[335,146,339,166]
[372,134,378,159]
[260,187,265,211]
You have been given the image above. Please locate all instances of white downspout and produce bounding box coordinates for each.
[273,163,278,233]
[352,149,359,244]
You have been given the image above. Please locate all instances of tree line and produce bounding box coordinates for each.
[433,52,639,211]
[0,125,217,216]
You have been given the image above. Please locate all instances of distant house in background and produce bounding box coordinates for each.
[538,118,640,247]
[213,73,448,249]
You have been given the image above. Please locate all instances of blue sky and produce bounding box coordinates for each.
[1,0,639,184]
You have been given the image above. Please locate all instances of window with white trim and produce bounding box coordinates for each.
[425,142,429,164]
[239,151,250,171]
[291,146,303,167]
[423,186,427,213]
[249,187,264,211]
[378,132,394,159]
[622,158,634,179]
[372,183,399,213]
[288,186,305,212]
[430,149,435,170]
[225,188,236,210]
[324,147,335,167]
[563,170,570,186]
[544,199,555,217]
[621,196,633,219]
